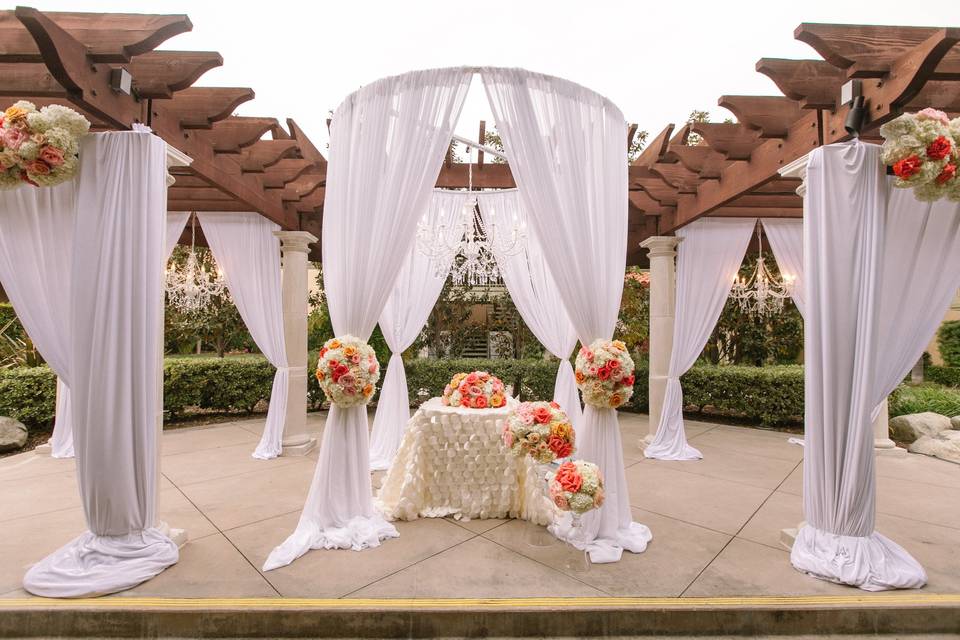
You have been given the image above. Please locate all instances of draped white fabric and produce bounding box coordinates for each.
[265,68,472,570]
[482,67,649,563]
[793,141,960,591]
[165,211,190,261]
[368,190,471,470]
[645,218,756,461]
[23,131,177,597]
[0,181,76,458]
[476,189,582,425]
[761,218,806,318]
[197,212,288,460]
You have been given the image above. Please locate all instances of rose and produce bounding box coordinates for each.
[490,393,504,408]
[473,395,487,409]
[555,461,582,493]
[533,407,552,424]
[469,385,482,397]
[893,155,923,178]
[3,127,28,150]
[624,374,635,387]
[465,372,479,384]
[335,364,349,377]
[520,412,535,426]
[597,366,611,381]
[343,346,357,357]
[3,105,29,124]
[363,384,373,397]
[926,136,952,161]
[917,108,951,125]
[368,364,377,374]
[549,401,560,409]
[458,382,470,395]
[527,432,540,444]
[575,371,585,384]
[609,393,623,408]
[936,164,957,185]
[26,159,50,175]
[351,354,361,364]
[339,373,355,387]
[548,435,573,459]
[550,480,569,509]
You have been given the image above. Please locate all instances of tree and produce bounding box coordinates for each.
[616,268,651,360]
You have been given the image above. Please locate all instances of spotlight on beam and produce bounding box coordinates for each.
[110,67,132,95]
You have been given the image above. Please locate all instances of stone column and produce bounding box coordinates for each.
[640,236,680,444]
[274,230,318,456]
[873,398,905,457]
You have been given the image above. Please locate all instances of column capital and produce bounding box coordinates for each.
[640,235,681,258]
[779,152,809,197]
[274,230,318,254]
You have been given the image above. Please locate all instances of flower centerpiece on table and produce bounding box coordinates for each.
[315,335,380,408]
[441,370,506,409]
[0,101,90,190]
[574,339,635,409]
[880,108,960,202]
[502,400,575,463]
[548,460,604,515]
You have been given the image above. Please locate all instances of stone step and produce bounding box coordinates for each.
[1,595,958,638]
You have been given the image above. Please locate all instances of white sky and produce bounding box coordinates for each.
[29,0,960,151]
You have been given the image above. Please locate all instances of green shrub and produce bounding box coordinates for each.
[889,383,960,418]
[403,358,560,406]
[937,321,960,367]
[925,365,960,388]
[680,365,804,425]
[164,356,278,418]
[0,366,57,428]
[0,303,24,341]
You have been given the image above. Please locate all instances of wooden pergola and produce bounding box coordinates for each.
[1,11,957,264]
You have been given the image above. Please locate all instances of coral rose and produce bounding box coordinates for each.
[548,435,573,459]
[465,372,479,384]
[575,371,585,384]
[893,155,923,178]
[926,136,952,161]
[38,145,64,167]
[474,395,488,409]
[554,462,582,493]
[597,366,611,381]
[936,164,957,185]
[533,407,552,424]
[26,159,50,175]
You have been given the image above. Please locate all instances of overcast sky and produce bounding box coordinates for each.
[30,0,960,152]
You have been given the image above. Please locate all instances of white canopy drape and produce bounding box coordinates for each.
[264,68,472,570]
[645,218,756,461]
[793,141,960,591]
[0,181,76,459]
[476,189,582,425]
[165,211,191,261]
[761,218,805,318]
[197,212,288,460]
[482,67,650,563]
[368,189,472,470]
[23,131,178,597]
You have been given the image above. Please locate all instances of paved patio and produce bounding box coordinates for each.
[1,412,958,600]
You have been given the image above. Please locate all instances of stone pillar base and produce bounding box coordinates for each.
[875,438,908,457]
[282,437,317,457]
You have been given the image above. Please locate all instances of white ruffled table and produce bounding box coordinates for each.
[376,398,553,525]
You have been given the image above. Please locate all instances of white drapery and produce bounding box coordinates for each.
[761,218,805,318]
[0,181,76,459]
[197,212,287,460]
[793,141,960,591]
[645,218,756,461]
[165,211,190,261]
[476,189,582,425]
[264,68,472,570]
[482,67,649,563]
[368,190,472,471]
[23,131,177,597]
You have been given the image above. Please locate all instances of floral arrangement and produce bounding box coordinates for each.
[441,370,506,409]
[0,101,90,190]
[880,108,960,202]
[315,335,380,408]
[502,400,575,463]
[574,339,635,408]
[548,460,604,515]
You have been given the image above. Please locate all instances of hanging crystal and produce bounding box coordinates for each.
[165,214,228,313]
[728,225,795,318]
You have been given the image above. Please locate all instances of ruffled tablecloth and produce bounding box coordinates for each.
[376,398,553,525]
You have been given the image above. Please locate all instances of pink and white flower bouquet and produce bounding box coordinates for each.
[315,335,380,408]
[548,460,604,515]
[880,108,960,202]
[502,400,575,464]
[441,370,507,409]
[0,101,89,190]
[574,339,635,408]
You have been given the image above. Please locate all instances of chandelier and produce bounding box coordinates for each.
[416,144,526,286]
[729,225,795,318]
[165,214,228,313]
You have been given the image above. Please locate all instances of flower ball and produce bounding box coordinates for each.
[315,335,379,408]
[441,371,506,409]
[574,339,635,409]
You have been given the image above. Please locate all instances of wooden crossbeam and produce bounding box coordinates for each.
[0,61,65,96]
[282,173,324,201]
[435,163,515,189]
[756,58,844,109]
[708,207,802,218]
[629,189,668,213]
[688,123,763,160]
[287,118,327,167]
[128,51,222,98]
[634,178,678,206]
[163,87,255,129]
[718,96,805,138]
[650,162,701,193]
[667,145,728,179]
[168,186,234,202]
[262,158,314,189]
[201,116,277,154]
[631,124,674,168]
[726,193,803,209]
[240,139,299,172]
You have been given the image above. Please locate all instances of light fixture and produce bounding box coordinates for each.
[165,214,228,313]
[729,225,794,318]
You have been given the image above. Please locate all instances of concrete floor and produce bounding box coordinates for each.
[1,412,958,600]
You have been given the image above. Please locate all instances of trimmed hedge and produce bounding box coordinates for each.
[403,358,559,406]
[937,321,960,367]
[0,365,56,428]
[926,365,960,388]
[679,365,804,425]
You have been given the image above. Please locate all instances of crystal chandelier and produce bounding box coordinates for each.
[416,145,526,285]
[165,214,228,313]
[729,225,796,318]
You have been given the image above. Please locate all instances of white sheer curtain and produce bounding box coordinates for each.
[482,67,650,563]
[0,181,76,459]
[23,131,177,597]
[197,212,287,460]
[264,68,472,570]
[477,189,581,425]
[761,218,805,318]
[793,141,960,591]
[368,189,471,470]
[645,218,756,461]
[165,211,190,260]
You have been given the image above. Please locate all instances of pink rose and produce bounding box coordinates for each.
[458,382,470,395]
[917,108,950,125]
[38,145,65,167]
[585,350,594,361]
[368,364,377,374]
[351,354,361,364]
[2,127,27,150]
[474,395,488,409]
[25,159,50,176]
[520,412,535,426]
[339,373,355,386]
[469,385,482,396]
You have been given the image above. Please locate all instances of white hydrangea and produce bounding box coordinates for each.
[40,104,90,139]
[568,493,595,514]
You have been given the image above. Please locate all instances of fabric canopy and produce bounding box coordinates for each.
[197,211,288,460]
[368,189,472,470]
[761,218,805,318]
[482,67,650,563]
[476,189,582,426]
[23,131,178,597]
[645,217,756,461]
[265,67,472,571]
[793,140,960,590]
